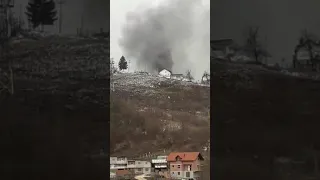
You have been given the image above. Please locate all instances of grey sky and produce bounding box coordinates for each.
[211,0,320,65]
[111,0,210,80]
[11,0,109,34]
[110,0,160,69]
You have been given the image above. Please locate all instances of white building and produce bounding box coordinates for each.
[159,69,171,78]
[110,156,128,170]
[152,156,168,171]
[110,156,151,175]
[127,160,152,175]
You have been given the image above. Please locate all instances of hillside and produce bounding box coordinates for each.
[0,36,109,180]
[0,35,211,179]
[211,59,320,179]
[110,72,210,156]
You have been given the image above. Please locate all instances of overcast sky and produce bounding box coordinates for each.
[111,0,210,80]
[110,0,161,67]
[211,0,320,65]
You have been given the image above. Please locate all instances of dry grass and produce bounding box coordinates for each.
[0,36,109,180]
[212,59,320,179]
[110,73,210,157]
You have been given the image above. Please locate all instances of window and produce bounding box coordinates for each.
[177,165,180,168]
[138,162,141,164]
[172,165,174,168]
[172,172,174,174]
[178,172,180,175]
[145,162,148,164]
[137,168,142,171]
[145,168,149,171]
[186,172,190,177]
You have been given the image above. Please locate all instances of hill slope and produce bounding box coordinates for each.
[0,36,109,179]
[211,60,320,179]
[110,72,210,156]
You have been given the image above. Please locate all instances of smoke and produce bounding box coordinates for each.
[119,0,210,80]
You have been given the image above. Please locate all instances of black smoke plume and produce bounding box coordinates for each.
[119,0,202,73]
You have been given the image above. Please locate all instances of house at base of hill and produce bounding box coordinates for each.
[152,155,170,179]
[110,156,128,170]
[127,160,152,175]
[167,152,204,180]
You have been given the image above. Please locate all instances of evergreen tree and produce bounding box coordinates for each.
[25,0,57,29]
[118,56,128,70]
[41,0,57,25]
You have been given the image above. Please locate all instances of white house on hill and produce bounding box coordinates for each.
[159,69,171,78]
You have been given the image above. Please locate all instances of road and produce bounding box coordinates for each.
[134,174,148,180]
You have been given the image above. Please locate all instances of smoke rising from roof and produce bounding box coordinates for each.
[119,0,209,79]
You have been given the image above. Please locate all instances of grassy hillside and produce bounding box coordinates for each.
[110,73,210,156]
[0,36,109,180]
[211,59,320,179]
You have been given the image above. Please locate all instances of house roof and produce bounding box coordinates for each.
[211,39,233,45]
[211,39,234,50]
[167,152,204,162]
[116,169,132,176]
[171,74,184,77]
[159,69,172,74]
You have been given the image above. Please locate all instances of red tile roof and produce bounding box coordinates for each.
[116,169,131,176]
[167,152,204,162]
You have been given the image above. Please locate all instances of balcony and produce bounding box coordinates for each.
[155,164,167,168]
[135,161,151,168]
[127,164,136,168]
[152,159,167,163]
[113,160,127,164]
[110,165,127,170]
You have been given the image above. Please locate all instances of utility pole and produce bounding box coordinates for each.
[56,0,66,34]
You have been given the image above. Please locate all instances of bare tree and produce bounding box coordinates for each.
[201,71,210,84]
[244,26,270,63]
[185,70,194,82]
